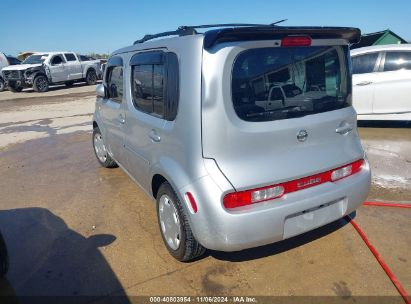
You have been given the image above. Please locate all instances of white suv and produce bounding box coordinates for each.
[351,44,411,120]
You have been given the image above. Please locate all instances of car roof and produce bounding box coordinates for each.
[351,44,411,55]
[112,25,361,57]
[30,52,75,56]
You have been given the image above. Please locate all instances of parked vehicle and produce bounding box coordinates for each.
[351,44,411,120]
[0,231,8,278]
[92,24,371,261]
[1,52,102,92]
[0,52,21,92]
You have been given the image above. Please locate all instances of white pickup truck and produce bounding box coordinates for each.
[1,52,102,92]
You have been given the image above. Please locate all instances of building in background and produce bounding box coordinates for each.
[351,29,408,49]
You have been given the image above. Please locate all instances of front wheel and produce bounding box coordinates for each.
[86,69,97,85]
[92,127,118,168]
[33,75,49,92]
[0,78,5,92]
[0,232,9,278]
[157,182,206,262]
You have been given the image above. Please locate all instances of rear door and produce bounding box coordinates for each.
[351,52,381,114]
[48,54,68,82]
[64,53,82,80]
[372,50,411,114]
[99,56,126,163]
[202,39,364,191]
[123,50,179,190]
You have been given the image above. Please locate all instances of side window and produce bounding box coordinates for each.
[131,51,179,120]
[107,66,123,102]
[64,53,77,62]
[352,53,379,74]
[51,55,64,65]
[79,55,90,61]
[383,51,411,72]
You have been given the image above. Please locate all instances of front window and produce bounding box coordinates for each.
[22,54,47,64]
[232,46,351,122]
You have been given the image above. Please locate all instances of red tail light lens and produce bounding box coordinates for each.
[223,159,365,209]
[281,36,312,47]
[186,192,198,213]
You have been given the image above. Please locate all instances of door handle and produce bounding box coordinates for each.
[336,122,353,135]
[149,130,161,142]
[119,114,125,125]
[356,81,372,86]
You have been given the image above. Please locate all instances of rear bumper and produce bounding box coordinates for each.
[180,161,371,252]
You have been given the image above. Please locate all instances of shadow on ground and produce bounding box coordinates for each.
[0,208,130,303]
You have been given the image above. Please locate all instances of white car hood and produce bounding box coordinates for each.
[2,64,42,71]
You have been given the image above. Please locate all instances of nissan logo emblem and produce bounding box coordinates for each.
[297,130,308,142]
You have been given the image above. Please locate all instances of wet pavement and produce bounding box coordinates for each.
[0,89,410,302]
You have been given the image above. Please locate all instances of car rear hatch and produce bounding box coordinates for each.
[201,27,365,199]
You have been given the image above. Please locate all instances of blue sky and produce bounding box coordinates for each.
[1,0,410,56]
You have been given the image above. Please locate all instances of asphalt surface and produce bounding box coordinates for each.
[0,85,409,302]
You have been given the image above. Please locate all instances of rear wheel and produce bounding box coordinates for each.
[0,232,9,278]
[8,84,23,93]
[0,78,5,92]
[86,69,97,85]
[92,127,117,168]
[156,182,206,262]
[33,75,49,92]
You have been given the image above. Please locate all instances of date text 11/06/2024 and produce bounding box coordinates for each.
[149,296,257,303]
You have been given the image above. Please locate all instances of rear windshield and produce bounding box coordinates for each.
[232,46,351,122]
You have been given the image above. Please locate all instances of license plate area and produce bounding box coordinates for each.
[283,198,347,239]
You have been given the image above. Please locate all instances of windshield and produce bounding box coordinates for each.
[232,46,351,122]
[22,54,48,65]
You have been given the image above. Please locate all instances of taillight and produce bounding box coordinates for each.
[281,36,312,47]
[223,185,284,209]
[331,159,364,181]
[223,159,365,209]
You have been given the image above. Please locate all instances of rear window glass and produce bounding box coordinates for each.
[232,46,351,122]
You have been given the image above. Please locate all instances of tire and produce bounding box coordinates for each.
[0,232,9,278]
[92,127,118,168]
[33,75,49,92]
[156,182,206,262]
[65,81,74,87]
[0,78,5,92]
[86,69,97,85]
[8,85,23,93]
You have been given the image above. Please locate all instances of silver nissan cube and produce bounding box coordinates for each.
[93,24,371,261]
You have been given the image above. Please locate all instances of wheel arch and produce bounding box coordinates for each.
[152,174,168,199]
[86,67,96,75]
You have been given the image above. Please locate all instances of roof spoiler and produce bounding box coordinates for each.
[203,26,361,49]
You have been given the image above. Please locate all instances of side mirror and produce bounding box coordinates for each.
[96,83,106,98]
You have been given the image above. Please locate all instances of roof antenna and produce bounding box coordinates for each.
[270,19,288,26]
